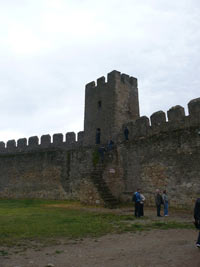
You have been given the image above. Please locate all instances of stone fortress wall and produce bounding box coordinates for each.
[117,98,200,207]
[122,97,200,141]
[0,70,200,208]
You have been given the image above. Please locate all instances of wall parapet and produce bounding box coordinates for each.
[0,131,85,154]
[122,97,200,141]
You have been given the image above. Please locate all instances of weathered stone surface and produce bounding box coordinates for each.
[117,125,200,208]
[0,148,93,200]
[150,111,166,126]
[41,134,51,147]
[78,131,84,143]
[53,133,63,145]
[66,132,75,144]
[17,138,27,148]
[188,97,200,116]
[0,141,5,151]
[28,136,39,147]
[7,140,16,151]
[135,116,150,137]
[167,105,185,122]
[79,179,103,205]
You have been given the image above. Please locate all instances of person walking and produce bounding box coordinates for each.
[162,190,169,216]
[194,198,200,248]
[133,189,142,218]
[155,189,163,217]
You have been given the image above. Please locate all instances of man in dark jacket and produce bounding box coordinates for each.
[155,189,163,217]
[194,198,200,247]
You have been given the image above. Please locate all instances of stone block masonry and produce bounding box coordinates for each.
[0,70,200,208]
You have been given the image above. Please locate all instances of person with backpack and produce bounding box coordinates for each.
[194,198,200,248]
[132,189,142,217]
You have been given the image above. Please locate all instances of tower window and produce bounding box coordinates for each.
[98,101,102,109]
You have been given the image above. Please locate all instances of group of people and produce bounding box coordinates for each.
[132,188,169,218]
[132,190,200,248]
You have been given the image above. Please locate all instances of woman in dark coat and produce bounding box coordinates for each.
[194,198,200,247]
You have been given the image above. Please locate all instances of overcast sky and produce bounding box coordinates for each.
[0,0,199,143]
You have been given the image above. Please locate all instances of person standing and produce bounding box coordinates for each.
[133,189,142,218]
[155,189,163,217]
[140,193,145,216]
[124,126,129,141]
[194,198,200,248]
[98,146,105,163]
[162,190,169,216]
[107,140,114,151]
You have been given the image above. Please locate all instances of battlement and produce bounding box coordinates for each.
[85,70,137,90]
[122,97,200,141]
[0,131,85,154]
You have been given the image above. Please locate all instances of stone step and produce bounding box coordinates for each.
[90,167,119,209]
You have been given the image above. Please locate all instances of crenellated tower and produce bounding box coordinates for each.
[83,70,140,145]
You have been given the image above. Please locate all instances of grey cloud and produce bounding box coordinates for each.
[0,0,200,142]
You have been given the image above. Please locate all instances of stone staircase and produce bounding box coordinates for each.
[91,163,119,208]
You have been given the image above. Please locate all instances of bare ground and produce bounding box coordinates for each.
[1,207,200,267]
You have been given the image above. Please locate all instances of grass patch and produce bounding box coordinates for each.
[150,221,193,230]
[0,250,9,256]
[0,199,194,246]
[122,221,193,232]
[55,250,64,254]
[0,199,129,245]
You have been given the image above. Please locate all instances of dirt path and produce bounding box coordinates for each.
[1,208,199,267]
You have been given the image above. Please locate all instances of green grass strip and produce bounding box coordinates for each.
[0,199,194,246]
